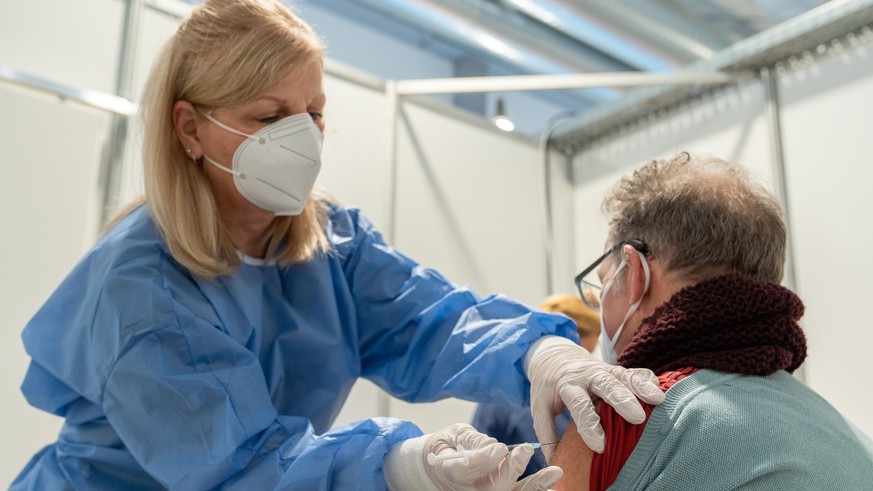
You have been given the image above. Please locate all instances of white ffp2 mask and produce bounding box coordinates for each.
[202,112,323,216]
[598,252,650,365]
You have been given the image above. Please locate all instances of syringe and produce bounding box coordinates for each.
[427,444,475,466]
[426,442,557,466]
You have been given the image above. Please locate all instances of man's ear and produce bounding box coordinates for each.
[622,244,648,303]
[172,100,202,159]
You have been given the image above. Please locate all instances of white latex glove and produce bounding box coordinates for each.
[383,423,563,491]
[525,336,665,458]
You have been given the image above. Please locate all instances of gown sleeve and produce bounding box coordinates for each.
[330,207,580,407]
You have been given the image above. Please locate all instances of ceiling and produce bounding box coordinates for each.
[176,0,869,136]
[304,0,831,112]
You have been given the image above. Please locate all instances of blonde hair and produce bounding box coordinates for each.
[137,0,330,279]
[539,294,600,338]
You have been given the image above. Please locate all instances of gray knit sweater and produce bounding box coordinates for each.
[610,369,873,490]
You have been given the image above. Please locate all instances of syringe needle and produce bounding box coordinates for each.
[506,442,558,450]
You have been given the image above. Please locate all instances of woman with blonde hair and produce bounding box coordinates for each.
[11,1,663,489]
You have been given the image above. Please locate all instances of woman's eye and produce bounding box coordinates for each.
[258,116,281,124]
[309,112,323,121]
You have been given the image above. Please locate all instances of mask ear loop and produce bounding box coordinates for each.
[198,112,257,178]
[203,155,243,177]
[602,251,651,354]
[201,112,260,141]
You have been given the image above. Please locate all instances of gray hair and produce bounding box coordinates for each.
[603,152,786,284]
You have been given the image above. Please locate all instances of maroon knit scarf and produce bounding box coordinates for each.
[617,273,807,376]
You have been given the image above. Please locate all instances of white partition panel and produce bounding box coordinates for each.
[394,103,548,305]
[0,0,124,94]
[318,77,392,230]
[388,102,549,432]
[778,39,873,438]
[0,84,109,487]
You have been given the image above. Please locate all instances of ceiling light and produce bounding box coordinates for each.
[492,98,515,132]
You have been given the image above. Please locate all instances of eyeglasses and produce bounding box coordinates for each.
[574,239,652,312]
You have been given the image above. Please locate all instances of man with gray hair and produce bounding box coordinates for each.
[549,152,873,490]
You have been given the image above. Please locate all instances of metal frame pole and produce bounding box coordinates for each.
[98,0,145,225]
[0,67,137,116]
[761,65,802,382]
[761,66,797,291]
[395,71,737,95]
[378,81,401,418]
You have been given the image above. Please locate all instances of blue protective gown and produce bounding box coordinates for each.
[13,204,577,490]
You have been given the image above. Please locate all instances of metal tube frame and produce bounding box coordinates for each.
[0,66,137,116]
[395,71,735,95]
[761,66,798,291]
[761,65,802,380]
[98,0,145,225]
[379,81,401,418]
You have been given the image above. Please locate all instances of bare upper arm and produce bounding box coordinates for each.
[550,420,595,491]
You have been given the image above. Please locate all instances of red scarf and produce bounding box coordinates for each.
[617,273,807,375]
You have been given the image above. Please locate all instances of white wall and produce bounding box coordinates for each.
[777,40,873,438]
[385,101,557,431]
[571,37,873,439]
[0,84,110,487]
[0,0,123,93]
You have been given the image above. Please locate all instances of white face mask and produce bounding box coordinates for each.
[598,252,650,365]
[201,112,323,216]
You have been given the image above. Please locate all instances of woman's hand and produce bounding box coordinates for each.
[384,424,562,490]
[525,337,664,457]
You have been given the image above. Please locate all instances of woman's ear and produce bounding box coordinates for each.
[622,244,648,303]
[172,100,202,159]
